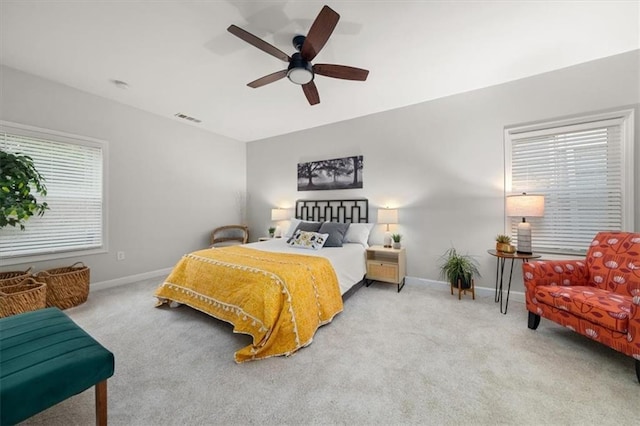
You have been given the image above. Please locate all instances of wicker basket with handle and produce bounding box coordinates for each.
[0,268,33,288]
[34,262,90,310]
[0,278,47,317]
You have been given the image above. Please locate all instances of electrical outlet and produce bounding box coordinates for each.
[116,251,125,261]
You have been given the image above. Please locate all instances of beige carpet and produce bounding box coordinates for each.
[20,278,637,425]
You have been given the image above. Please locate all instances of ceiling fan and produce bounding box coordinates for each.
[227,5,369,106]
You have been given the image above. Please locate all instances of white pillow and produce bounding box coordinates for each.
[288,230,329,250]
[284,218,321,238]
[343,223,374,248]
[284,218,301,238]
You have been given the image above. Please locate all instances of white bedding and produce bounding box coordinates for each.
[244,238,366,295]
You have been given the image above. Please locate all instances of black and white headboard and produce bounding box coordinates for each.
[295,199,369,223]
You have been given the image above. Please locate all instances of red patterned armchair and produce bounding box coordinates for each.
[522,232,640,383]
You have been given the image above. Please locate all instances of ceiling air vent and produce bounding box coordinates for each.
[174,112,202,124]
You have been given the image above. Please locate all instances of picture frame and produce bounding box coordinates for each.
[297,155,363,191]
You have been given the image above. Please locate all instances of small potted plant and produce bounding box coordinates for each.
[391,233,402,249]
[439,248,481,290]
[495,234,515,253]
[268,226,276,238]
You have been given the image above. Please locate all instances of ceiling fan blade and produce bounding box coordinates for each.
[300,5,340,62]
[247,70,288,88]
[227,25,290,62]
[313,64,369,81]
[302,81,320,105]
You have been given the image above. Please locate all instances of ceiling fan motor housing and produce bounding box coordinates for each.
[292,35,307,51]
[287,52,314,85]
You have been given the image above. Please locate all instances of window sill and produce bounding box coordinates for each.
[0,247,107,267]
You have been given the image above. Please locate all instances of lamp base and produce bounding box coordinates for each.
[383,232,392,248]
[516,220,532,254]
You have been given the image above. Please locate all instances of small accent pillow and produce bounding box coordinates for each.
[343,223,374,248]
[288,230,329,250]
[318,222,350,247]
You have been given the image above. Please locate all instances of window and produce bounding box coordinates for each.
[505,109,634,255]
[0,121,107,263]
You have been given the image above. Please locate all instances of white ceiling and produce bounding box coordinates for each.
[1,1,638,142]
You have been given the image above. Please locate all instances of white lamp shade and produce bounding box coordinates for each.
[377,208,398,224]
[506,194,544,218]
[271,208,289,221]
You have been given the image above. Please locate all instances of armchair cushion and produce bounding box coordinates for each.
[533,285,631,333]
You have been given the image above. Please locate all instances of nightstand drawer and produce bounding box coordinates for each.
[366,261,398,283]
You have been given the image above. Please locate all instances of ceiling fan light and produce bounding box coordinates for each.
[287,67,314,85]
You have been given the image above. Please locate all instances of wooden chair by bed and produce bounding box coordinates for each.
[210,225,249,247]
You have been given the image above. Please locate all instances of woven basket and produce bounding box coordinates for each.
[34,262,90,310]
[0,268,33,288]
[0,278,47,317]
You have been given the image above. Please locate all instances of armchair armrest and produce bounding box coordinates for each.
[523,260,589,315]
[522,259,589,291]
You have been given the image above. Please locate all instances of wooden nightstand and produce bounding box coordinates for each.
[365,245,406,292]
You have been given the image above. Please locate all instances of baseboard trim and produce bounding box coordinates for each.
[404,276,525,304]
[91,272,526,304]
[91,267,173,293]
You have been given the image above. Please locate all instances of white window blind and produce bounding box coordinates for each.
[0,125,105,259]
[505,110,634,255]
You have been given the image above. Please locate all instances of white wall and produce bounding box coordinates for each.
[246,50,640,292]
[0,65,246,283]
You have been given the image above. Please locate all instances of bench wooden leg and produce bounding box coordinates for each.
[95,380,108,426]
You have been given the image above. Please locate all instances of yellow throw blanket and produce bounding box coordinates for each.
[154,246,343,362]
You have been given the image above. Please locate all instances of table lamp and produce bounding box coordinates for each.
[506,193,544,254]
[271,208,289,237]
[377,208,398,248]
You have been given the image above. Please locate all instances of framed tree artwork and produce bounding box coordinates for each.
[297,155,363,191]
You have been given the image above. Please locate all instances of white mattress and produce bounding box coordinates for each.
[244,238,366,295]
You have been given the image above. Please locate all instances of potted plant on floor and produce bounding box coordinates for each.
[439,248,480,290]
[0,150,49,230]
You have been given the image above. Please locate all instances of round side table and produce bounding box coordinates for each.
[487,249,541,314]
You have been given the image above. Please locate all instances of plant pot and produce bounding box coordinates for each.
[496,242,511,252]
[451,277,473,290]
[392,242,401,249]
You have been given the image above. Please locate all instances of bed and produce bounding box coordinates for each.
[154,199,370,362]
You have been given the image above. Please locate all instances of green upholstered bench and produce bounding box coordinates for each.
[0,307,115,425]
